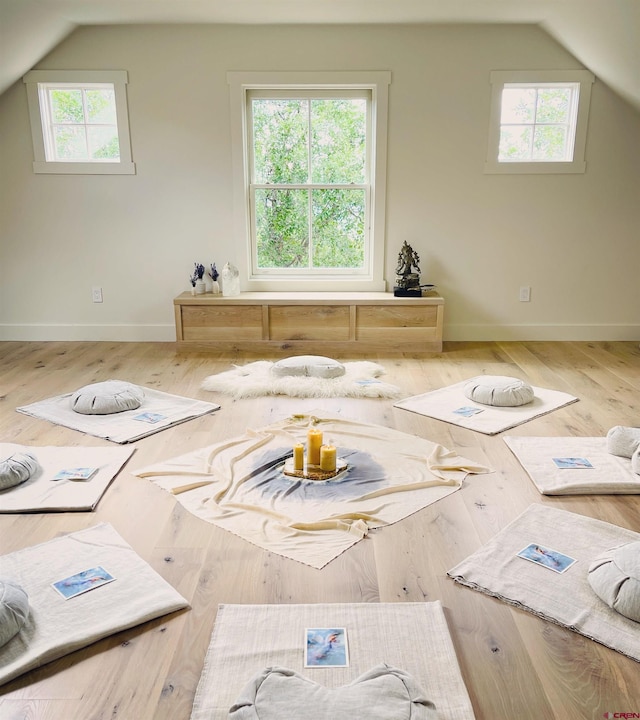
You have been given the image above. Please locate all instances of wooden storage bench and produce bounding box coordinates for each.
[173,291,444,354]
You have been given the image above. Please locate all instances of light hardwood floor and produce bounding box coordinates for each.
[0,340,639,719]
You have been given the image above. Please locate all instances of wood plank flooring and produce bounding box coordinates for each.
[0,340,639,719]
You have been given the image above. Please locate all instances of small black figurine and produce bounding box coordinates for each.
[394,241,422,297]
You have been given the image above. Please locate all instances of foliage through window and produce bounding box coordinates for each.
[249,91,369,274]
[485,70,594,175]
[23,70,135,175]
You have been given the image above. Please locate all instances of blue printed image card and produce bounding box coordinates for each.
[552,457,593,469]
[517,544,577,574]
[52,566,116,599]
[51,467,99,481]
[305,627,349,667]
[453,406,484,417]
[132,412,166,424]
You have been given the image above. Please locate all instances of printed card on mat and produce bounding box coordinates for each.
[517,543,576,574]
[453,406,484,417]
[552,457,593,469]
[304,627,349,667]
[52,566,116,599]
[133,412,166,424]
[51,467,99,481]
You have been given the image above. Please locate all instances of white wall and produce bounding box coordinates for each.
[1,23,639,342]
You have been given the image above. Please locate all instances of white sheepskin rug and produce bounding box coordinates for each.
[201,361,401,399]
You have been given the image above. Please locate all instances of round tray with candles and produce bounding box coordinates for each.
[282,457,349,482]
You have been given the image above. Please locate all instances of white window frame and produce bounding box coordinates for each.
[228,71,390,292]
[485,70,594,174]
[23,70,135,175]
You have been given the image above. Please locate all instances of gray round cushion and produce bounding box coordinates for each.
[606,426,640,459]
[0,452,39,491]
[588,541,640,622]
[0,578,29,647]
[272,356,346,379]
[71,380,144,415]
[463,375,534,407]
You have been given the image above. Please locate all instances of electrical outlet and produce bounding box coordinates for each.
[519,286,531,302]
[92,287,103,303]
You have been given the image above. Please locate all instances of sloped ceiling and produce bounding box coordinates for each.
[0,0,638,111]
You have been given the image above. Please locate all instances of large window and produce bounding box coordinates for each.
[229,72,390,292]
[23,70,135,175]
[485,70,594,174]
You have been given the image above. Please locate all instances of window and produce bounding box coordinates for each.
[23,70,135,174]
[228,72,390,292]
[485,70,594,174]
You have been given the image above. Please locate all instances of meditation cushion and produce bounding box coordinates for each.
[71,380,144,415]
[588,541,640,622]
[229,664,436,719]
[0,578,29,647]
[606,426,640,459]
[271,356,346,379]
[633,447,640,475]
[0,452,39,491]
[463,375,534,407]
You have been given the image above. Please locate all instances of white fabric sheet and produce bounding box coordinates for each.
[191,602,475,720]
[504,435,640,495]
[16,382,220,443]
[395,380,578,435]
[0,444,134,512]
[448,504,640,662]
[135,412,491,568]
[0,523,189,687]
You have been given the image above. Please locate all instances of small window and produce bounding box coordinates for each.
[485,70,594,174]
[23,70,135,175]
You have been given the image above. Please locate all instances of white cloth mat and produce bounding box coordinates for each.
[191,602,475,720]
[504,435,640,495]
[135,412,491,569]
[16,382,220,443]
[0,444,134,512]
[448,504,640,662]
[0,522,189,687]
[395,380,578,435]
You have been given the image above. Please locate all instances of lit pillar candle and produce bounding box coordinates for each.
[307,428,323,465]
[293,443,304,471]
[320,444,337,472]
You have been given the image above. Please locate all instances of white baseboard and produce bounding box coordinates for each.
[444,324,640,342]
[0,324,176,342]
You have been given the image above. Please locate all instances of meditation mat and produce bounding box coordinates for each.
[135,412,491,569]
[504,436,640,495]
[16,383,220,443]
[395,380,578,435]
[190,602,475,720]
[201,361,401,399]
[0,522,189,687]
[448,504,640,662]
[0,444,134,512]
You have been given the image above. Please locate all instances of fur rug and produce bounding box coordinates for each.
[201,361,401,399]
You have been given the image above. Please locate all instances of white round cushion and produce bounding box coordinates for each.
[0,578,29,647]
[272,356,346,379]
[588,541,640,622]
[606,426,640,459]
[0,452,39,491]
[463,375,534,407]
[71,380,144,415]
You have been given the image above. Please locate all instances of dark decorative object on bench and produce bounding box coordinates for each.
[394,241,423,297]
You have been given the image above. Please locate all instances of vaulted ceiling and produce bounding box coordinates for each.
[1,0,638,111]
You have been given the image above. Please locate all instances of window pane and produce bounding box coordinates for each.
[252,99,308,184]
[311,99,366,184]
[88,126,120,160]
[498,125,532,161]
[255,188,309,268]
[54,125,88,159]
[532,125,568,160]
[501,88,536,124]
[50,89,84,123]
[536,88,571,124]
[85,89,117,124]
[312,188,365,268]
